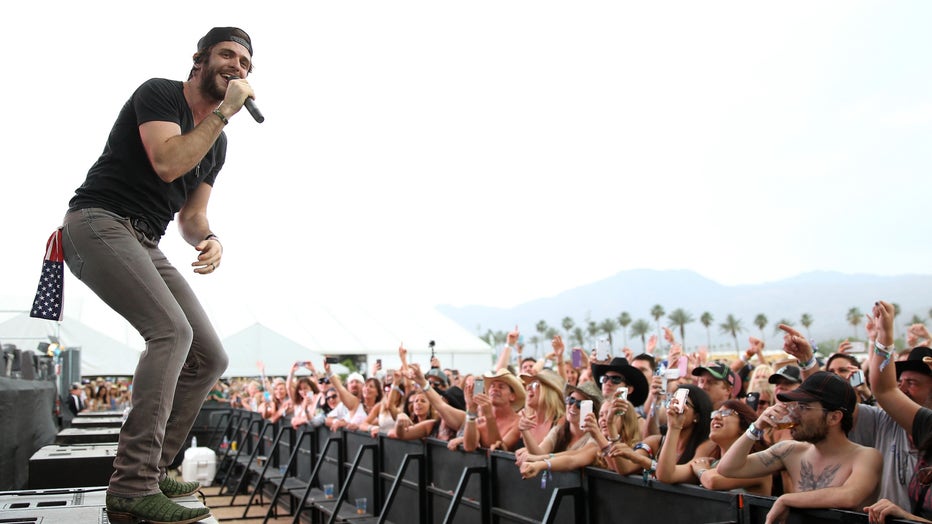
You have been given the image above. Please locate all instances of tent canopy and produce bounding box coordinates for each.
[0,313,141,376]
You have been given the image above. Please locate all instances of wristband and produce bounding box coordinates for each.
[697,468,709,482]
[422,381,432,393]
[745,423,764,441]
[875,341,895,372]
[205,233,219,242]
[212,109,229,125]
[799,355,818,371]
[544,458,552,471]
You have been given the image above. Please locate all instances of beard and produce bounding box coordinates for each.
[790,415,829,444]
[197,59,228,103]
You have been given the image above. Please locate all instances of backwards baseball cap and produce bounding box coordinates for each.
[768,365,802,385]
[692,362,736,386]
[197,27,253,57]
[346,372,365,384]
[777,371,856,413]
[896,346,932,379]
[425,368,450,387]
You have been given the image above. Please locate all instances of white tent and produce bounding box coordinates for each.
[0,312,142,376]
[218,303,493,378]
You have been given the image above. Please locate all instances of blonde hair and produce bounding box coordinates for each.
[537,382,566,427]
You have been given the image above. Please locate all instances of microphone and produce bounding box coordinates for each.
[225,75,264,123]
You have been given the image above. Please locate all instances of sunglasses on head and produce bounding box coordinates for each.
[599,375,625,385]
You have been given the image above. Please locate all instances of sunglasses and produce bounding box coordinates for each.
[525,382,540,391]
[326,395,338,401]
[711,408,738,419]
[786,402,838,413]
[599,375,625,385]
[565,396,587,408]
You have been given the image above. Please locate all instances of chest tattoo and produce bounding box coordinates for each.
[798,461,842,491]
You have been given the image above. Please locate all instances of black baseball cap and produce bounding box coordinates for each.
[197,27,253,57]
[777,371,856,413]
[768,365,802,385]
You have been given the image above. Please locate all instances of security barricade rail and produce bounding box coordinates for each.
[196,407,914,524]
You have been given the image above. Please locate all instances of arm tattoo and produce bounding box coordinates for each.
[758,441,793,467]
[797,461,842,491]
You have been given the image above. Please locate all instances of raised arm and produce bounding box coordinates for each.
[325,360,359,411]
[869,300,921,433]
[777,325,820,379]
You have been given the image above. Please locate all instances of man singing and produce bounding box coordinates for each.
[61,27,256,524]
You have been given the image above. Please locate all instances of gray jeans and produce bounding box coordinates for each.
[62,208,228,497]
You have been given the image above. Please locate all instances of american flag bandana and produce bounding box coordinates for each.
[30,228,64,321]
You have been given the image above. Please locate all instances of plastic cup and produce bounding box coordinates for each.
[323,483,334,499]
[355,497,367,515]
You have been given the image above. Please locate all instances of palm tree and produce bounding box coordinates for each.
[571,327,586,347]
[893,302,902,340]
[700,312,714,348]
[719,314,744,356]
[753,314,768,343]
[846,307,863,338]
[535,320,549,356]
[650,305,665,346]
[667,308,694,349]
[562,317,575,339]
[910,314,926,326]
[800,313,813,338]
[599,318,619,349]
[629,319,652,352]
[773,318,795,336]
[617,311,632,347]
[545,327,560,340]
[587,321,600,348]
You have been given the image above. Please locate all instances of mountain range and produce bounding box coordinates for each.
[436,270,932,353]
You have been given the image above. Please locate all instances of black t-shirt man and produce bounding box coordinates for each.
[69,78,225,237]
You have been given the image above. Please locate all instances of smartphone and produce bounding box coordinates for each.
[571,348,583,368]
[579,399,593,429]
[376,359,382,367]
[745,391,761,412]
[596,339,611,361]
[849,370,864,388]
[473,378,484,395]
[673,388,689,414]
[325,356,340,364]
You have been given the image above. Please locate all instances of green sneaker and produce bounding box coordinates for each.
[106,493,211,524]
[158,476,201,498]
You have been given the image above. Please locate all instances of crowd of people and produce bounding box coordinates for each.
[204,300,932,524]
[67,376,133,415]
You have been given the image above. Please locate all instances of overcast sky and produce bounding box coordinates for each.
[3,2,932,347]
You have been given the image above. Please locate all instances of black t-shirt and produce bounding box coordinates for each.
[69,78,225,236]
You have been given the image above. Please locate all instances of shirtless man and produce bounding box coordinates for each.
[462,369,526,452]
[718,371,881,524]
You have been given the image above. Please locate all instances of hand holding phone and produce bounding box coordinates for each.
[579,399,593,429]
[474,378,484,395]
[673,388,689,414]
[571,348,583,368]
[849,370,864,388]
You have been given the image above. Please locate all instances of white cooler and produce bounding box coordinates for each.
[181,444,217,486]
